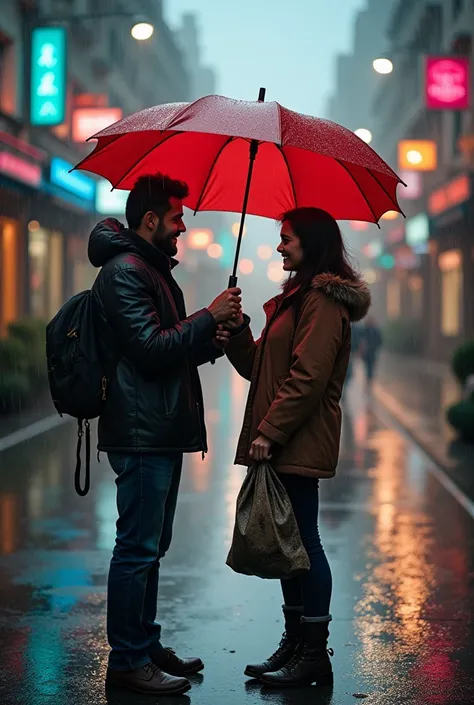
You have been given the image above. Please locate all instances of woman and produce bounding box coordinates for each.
[225,207,371,688]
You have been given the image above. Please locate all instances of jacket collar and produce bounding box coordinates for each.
[125,230,179,273]
[264,272,371,323]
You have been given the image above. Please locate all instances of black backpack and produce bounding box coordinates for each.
[46,290,114,497]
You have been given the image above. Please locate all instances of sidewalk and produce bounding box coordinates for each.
[368,351,474,504]
[0,391,57,441]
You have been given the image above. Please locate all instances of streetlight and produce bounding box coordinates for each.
[130,19,154,41]
[373,57,394,75]
[354,128,372,144]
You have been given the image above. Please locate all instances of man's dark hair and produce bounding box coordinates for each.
[125,173,189,229]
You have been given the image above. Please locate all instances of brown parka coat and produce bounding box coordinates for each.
[226,273,371,478]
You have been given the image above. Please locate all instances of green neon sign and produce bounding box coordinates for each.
[30,26,67,126]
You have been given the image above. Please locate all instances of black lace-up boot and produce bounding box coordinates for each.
[260,617,333,688]
[244,606,302,679]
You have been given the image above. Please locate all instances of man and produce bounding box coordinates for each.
[88,173,240,696]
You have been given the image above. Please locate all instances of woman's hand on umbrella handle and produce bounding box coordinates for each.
[213,325,231,350]
[249,434,272,462]
[225,312,245,329]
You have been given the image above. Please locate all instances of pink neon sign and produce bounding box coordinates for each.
[0,151,42,187]
[425,57,470,110]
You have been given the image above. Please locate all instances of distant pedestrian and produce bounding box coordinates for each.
[225,207,371,688]
[361,317,383,386]
[344,322,364,389]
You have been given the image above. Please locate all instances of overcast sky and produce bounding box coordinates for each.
[166,0,367,117]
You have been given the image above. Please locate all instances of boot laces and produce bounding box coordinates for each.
[285,645,305,673]
[286,646,334,673]
[271,631,293,659]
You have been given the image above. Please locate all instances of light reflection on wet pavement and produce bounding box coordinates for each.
[0,365,473,704]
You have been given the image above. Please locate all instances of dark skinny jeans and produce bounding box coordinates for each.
[279,474,332,620]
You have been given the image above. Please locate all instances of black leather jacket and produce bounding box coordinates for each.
[89,219,220,454]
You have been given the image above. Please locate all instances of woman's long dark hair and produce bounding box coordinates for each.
[280,207,358,298]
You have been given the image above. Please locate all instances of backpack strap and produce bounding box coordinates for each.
[74,418,91,497]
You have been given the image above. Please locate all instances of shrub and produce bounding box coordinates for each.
[0,372,30,413]
[0,337,28,376]
[8,317,47,385]
[382,319,422,355]
[446,399,474,442]
[451,340,474,386]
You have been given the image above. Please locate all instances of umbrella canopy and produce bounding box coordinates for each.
[74,93,404,224]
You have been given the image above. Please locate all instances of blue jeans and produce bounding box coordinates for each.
[279,474,332,619]
[107,452,183,671]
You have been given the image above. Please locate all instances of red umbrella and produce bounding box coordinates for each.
[74,88,405,286]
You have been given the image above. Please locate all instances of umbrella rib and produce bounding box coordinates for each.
[275,145,297,209]
[335,159,380,228]
[366,169,406,218]
[193,136,235,214]
[112,132,179,189]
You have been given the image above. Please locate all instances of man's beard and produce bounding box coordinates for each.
[151,224,178,257]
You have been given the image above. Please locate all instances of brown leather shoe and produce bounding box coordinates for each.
[150,647,204,676]
[106,662,191,695]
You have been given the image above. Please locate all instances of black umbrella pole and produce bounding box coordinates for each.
[229,139,259,289]
[228,87,266,288]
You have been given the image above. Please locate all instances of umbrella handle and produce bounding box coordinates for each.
[228,275,238,288]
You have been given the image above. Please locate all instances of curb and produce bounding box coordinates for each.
[0,413,71,453]
[371,382,474,520]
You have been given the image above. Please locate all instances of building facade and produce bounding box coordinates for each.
[324,0,398,286]
[369,0,474,362]
[0,0,191,334]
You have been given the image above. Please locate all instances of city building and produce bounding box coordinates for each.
[369,0,474,362]
[175,13,217,100]
[0,0,191,334]
[324,0,398,290]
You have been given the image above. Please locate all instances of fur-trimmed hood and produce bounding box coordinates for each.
[312,272,371,322]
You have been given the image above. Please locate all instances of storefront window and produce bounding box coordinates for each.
[439,249,462,337]
[48,232,64,319]
[28,225,64,320]
[0,219,20,336]
[387,279,401,319]
[408,275,423,319]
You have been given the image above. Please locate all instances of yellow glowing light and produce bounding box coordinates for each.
[407,150,423,165]
[207,243,223,259]
[257,244,273,260]
[239,258,254,275]
[373,58,393,75]
[267,260,284,283]
[399,140,437,172]
[381,210,400,220]
[354,128,372,144]
[188,229,213,250]
[232,222,247,237]
[28,220,40,232]
[131,22,154,41]
[363,268,378,285]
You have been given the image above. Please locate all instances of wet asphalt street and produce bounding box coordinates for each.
[0,363,473,705]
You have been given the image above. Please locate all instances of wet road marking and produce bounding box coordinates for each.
[0,413,70,453]
[373,392,474,521]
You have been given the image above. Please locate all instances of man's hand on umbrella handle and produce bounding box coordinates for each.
[208,288,242,323]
